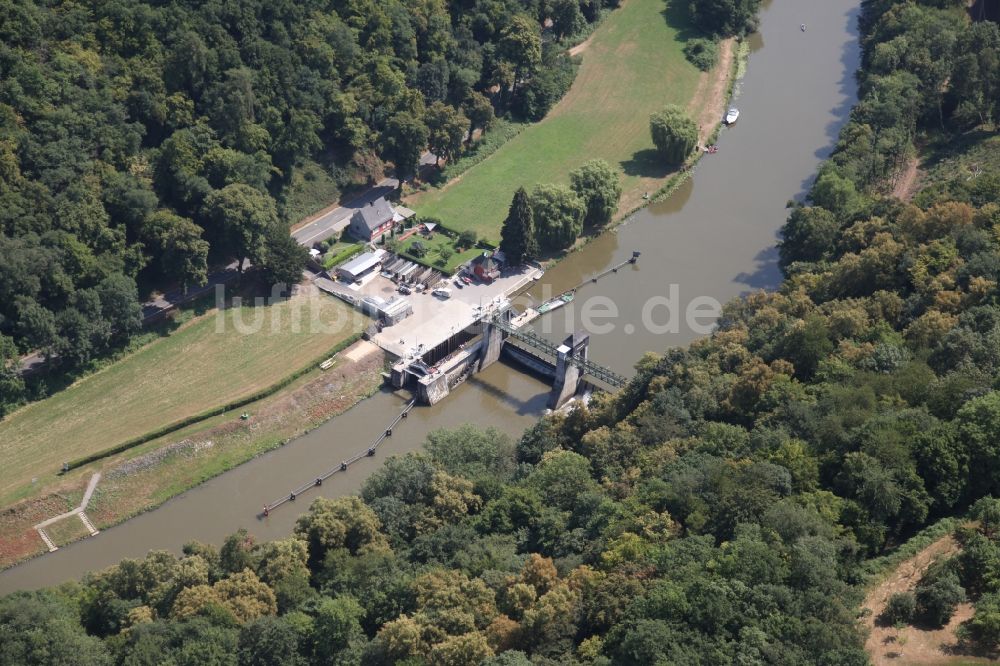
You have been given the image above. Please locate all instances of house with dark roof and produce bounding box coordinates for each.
[470,251,501,283]
[347,197,396,242]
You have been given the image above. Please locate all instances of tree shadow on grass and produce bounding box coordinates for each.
[660,0,701,45]
[620,148,672,179]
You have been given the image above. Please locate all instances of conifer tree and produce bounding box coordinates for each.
[499,187,538,265]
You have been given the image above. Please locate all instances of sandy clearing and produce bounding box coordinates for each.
[862,534,996,665]
[344,340,380,362]
[893,155,922,202]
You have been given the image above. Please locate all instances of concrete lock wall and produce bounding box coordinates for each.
[477,322,504,371]
[547,331,589,410]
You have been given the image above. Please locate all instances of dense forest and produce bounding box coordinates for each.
[4,0,1000,664]
[0,0,616,413]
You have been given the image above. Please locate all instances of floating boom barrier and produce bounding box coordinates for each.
[260,398,417,517]
[557,250,641,298]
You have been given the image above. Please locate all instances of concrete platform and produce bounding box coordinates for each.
[368,266,541,359]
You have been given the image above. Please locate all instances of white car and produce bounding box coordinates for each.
[432,288,452,299]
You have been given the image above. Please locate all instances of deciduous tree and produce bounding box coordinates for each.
[530,184,585,251]
[462,93,495,145]
[649,105,698,165]
[426,102,468,168]
[570,159,622,228]
[383,112,430,187]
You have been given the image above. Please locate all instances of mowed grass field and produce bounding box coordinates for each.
[409,0,702,240]
[0,291,364,504]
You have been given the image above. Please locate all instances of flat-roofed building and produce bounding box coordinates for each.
[336,249,385,282]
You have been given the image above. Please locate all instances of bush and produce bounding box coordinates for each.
[457,230,478,249]
[688,0,761,37]
[962,592,1000,650]
[683,38,719,71]
[323,244,365,270]
[916,569,966,627]
[880,592,916,625]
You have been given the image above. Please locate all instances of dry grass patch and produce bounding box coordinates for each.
[863,534,996,665]
[0,344,384,570]
[0,287,365,505]
[44,515,92,547]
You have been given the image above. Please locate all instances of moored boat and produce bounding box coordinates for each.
[725,108,740,125]
[537,292,574,314]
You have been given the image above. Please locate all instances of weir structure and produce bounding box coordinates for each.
[261,255,637,514]
[391,253,638,409]
[405,305,626,409]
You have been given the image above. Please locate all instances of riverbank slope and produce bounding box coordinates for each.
[0,287,380,569]
[407,0,710,239]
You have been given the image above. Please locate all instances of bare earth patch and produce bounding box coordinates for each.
[893,155,922,202]
[690,38,737,146]
[862,535,994,665]
[568,28,597,57]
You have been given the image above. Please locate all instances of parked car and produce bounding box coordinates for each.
[432,288,452,299]
[461,275,473,285]
[398,284,412,295]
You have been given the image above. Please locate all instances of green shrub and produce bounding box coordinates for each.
[880,592,916,625]
[916,568,966,628]
[457,230,477,249]
[683,38,719,71]
[323,244,365,270]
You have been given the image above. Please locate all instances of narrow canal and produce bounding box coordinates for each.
[0,0,860,594]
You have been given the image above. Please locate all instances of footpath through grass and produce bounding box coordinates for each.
[0,290,365,505]
[409,0,701,240]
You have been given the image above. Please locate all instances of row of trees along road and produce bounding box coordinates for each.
[499,159,622,263]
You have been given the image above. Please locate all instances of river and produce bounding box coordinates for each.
[0,0,860,595]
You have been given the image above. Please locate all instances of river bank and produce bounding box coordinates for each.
[0,334,385,570]
[0,0,862,595]
[0,0,736,570]
[407,0,709,239]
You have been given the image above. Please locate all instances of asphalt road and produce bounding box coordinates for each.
[17,154,436,375]
[291,152,436,248]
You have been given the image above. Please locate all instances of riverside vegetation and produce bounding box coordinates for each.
[0,0,619,416]
[407,0,751,238]
[10,0,1000,665]
[0,0,621,554]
